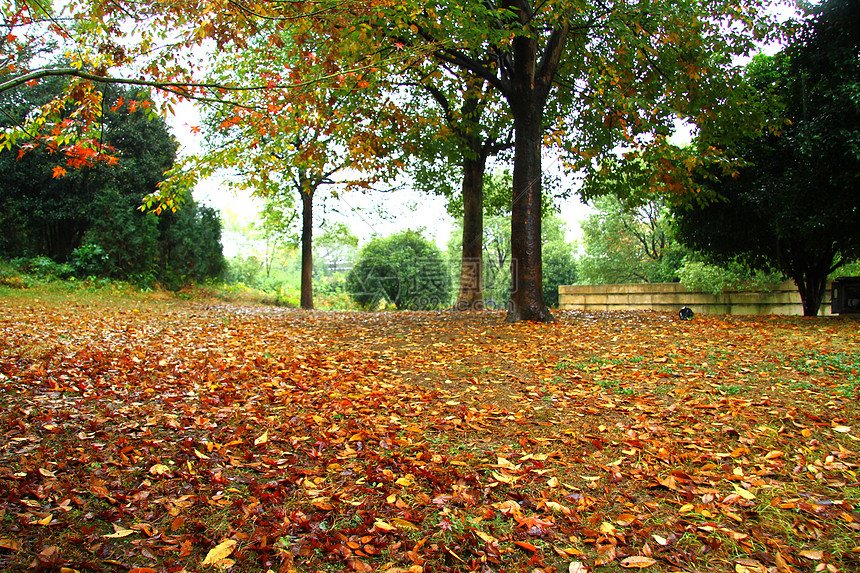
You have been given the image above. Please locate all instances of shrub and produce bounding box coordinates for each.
[346,230,451,310]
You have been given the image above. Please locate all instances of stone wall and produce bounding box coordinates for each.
[558,280,833,316]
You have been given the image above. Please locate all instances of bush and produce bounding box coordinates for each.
[11,256,72,279]
[69,243,110,278]
[347,230,451,310]
[677,258,784,296]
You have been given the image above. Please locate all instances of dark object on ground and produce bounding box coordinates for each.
[679,307,694,321]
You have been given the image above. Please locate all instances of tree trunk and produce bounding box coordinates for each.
[454,147,486,311]
[506,98,554,323]
[300,188,314,310]
[795,273,827,317]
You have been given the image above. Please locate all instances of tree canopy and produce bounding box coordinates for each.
[3,0,785,320]
[0,79,224,287]
[673,0,860,316]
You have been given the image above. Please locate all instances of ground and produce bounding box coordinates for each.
[0,288,858,573]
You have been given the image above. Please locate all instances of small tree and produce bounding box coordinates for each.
[578,195,686,284]
[347,230,451,310]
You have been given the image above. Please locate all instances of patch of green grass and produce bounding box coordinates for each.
[717,384,745,396]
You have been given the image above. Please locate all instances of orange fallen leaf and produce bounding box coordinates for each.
[798,549,824,560]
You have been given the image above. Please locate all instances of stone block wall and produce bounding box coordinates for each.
[558,280,833,316]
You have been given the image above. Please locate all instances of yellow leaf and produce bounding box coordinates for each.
[599,521,616,534]
[254,430,268,445]
[103,524,135,538]
[620,556,657,568]
[149,463,170,476]
[476,530,497,544]
[491,471,518,484]
[373,519,397,532]
[390,518,419,530]
[733,485,756,500]
[202,539,237,566]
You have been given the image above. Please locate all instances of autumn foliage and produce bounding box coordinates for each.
[0,292,858,572]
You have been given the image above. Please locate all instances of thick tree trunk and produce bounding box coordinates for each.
[506,99,554,323]
[455,148,486,311]
[300,189,314,310]
[793,270,828,317]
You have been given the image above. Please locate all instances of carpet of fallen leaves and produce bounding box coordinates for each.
[1,292,859,573]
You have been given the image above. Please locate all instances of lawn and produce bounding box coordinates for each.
[1,288,858,573]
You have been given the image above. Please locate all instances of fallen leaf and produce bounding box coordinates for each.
[254,430,268,445]
[202,539,237,567]
[620,556,657,568]
[569,562,589,573]
[103,524,135,538]
[148,463,171,476]
[798,549,824,560]
[0,537,21,550]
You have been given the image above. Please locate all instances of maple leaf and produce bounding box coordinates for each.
[51,165,67,178]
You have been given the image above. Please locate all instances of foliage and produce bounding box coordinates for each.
[313,222,359,277]
[2,293,859,572]
[677,258,784,296]
[0,78,224,288]
[541,225,578,307]
[673,0,860,316]
[578,195,687,284]
[347,230,451,310]
[68,243,110,277]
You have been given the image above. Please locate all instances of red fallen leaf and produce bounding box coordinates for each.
[513,540,539,552]
[128,568,158,573]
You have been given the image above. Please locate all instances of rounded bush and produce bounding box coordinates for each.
[346,230,451,310]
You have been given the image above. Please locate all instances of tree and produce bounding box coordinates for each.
[0,79,224,286]
[347,230,451,310]
[5,0,780,321]
[357,0,779,322]
[448,210,576,309]
[192,33,407,310]
[673,0,860,316]
[404,68,513,311]
[578,195,686,284]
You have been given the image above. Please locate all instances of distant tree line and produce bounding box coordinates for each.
[0,75,224,289]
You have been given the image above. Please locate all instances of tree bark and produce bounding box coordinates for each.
[454,146,486,310]
[300,188,314,310]
[506,97,554,322]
